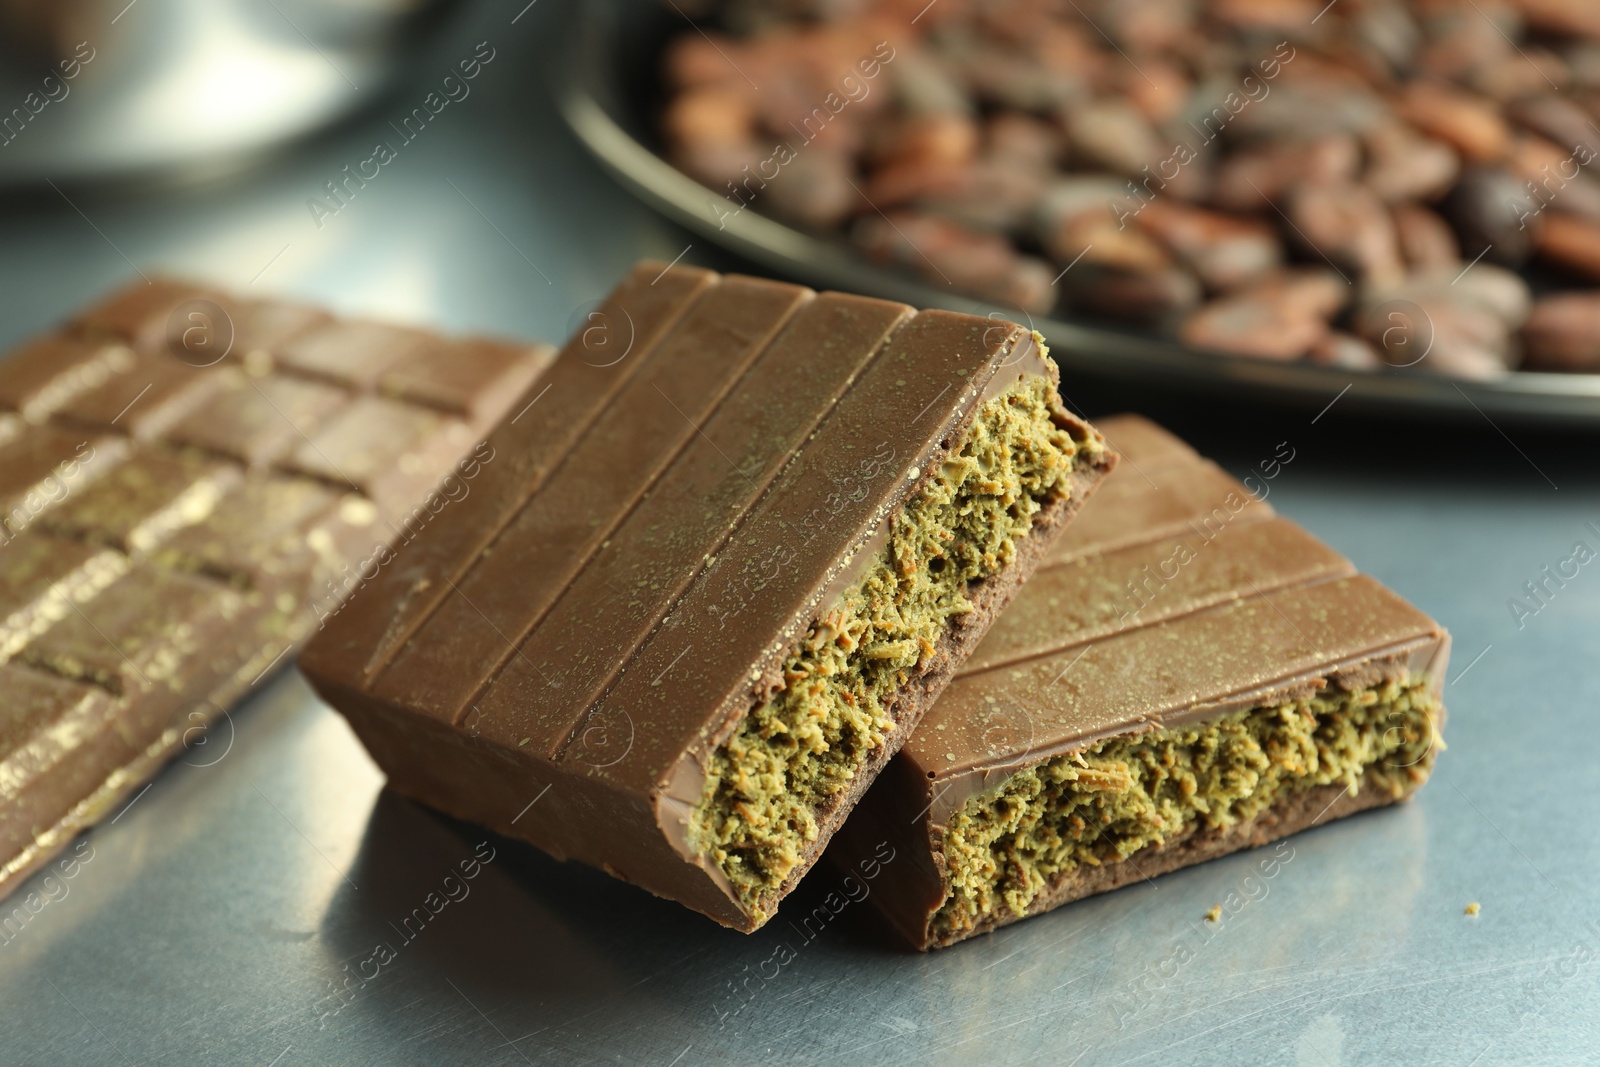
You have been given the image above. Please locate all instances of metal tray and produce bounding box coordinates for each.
[554,0,1600,428]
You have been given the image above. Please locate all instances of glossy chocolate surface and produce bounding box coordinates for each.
[0,277,552,902]
[300,261,1114,931]
[835,415,1450,948]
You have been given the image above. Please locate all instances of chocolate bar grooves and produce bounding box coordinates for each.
[359,273,719,680]
[547,307,953,763]
[440,293,816,729]
[354,274,817,730]
[310,263,716,691]
[548,310,917,760]
[958,563,1344,684]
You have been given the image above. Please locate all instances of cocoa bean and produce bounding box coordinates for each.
[1364,120,1461,202]
[1365,263,1531,330]
[663,88,756,152]
[906,161,1051,233]
[1469,48,1570,101]
[1357,262,1530,373]
[863,160,966,210]
[1095,0,1196,55]
[1063,265,1203,321]
[1353,1,1423,76]
[1288,183,1407,284]
[762,145,858,230]
[1122,59,1191,125]
[985,112,1066,172]
[1393,203,1463,268]
[1180,270,1349,360]
[1035,176,1144,237]
[1415,6,1518,81]
[1225,74,1387,140]
[1440,166,1540,264]
[1510,0,1600,41]
[1209,0,1329,34]
[1567,45,1600,89]
[1507,133,1600,222]
[1533,211,1600,278]
[1505,93,1600,158]
[954,40,1093,111]
[673,139,764,192]
[663,33,749,92]
[1066,99,1167,177]
[1133,199,1282,291]
[1263,268,1353,319]
[1396,82,1512,163]
[1046,211,1174,274]
[1421,262,1532,327]
[1181,292,1332,361]
[890,48,975,117]
[1211,135,1362,213]
[1353,297,1509,377]
[872,112,980,170]
[852,212,1057,312]
[1523,292,1600,370]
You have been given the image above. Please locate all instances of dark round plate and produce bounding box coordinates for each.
[553,0,1600,428]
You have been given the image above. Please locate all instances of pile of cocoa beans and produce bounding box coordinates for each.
[661,0,1600,375]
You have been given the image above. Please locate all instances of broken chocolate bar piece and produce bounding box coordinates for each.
[0,278,554,903]
[298,260,1116,932]
[830,416,1449,949]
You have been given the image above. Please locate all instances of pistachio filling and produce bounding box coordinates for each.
[688,373,1096,920]
[932,677,1440,940]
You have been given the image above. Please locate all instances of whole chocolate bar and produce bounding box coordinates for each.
[831,416,1449,949]
[299,260,1115,931]
[0,279,552,902]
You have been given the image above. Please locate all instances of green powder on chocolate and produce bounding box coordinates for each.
[931,677,1440,940]
[688,370,1100,921]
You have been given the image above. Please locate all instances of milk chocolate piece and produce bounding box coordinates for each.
[0,666,123,863]
[151,476,344,591]
[0,428,128,538]
[276,321,436,389]
[377,336,553,421]
[299,260,1116,932]
[38,446,241,554]
[75,278,231,353]
[0,336,137,424]
[282,396,474,519]
[832,416,1450,949]
[0,277,554,902]
[0,537,126,661]
[55,351,228,439]
[167,372,348,467]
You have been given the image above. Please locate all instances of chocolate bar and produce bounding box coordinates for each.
[299,260,1115,932]
[0,278,553,901]
[830,416,1449,949]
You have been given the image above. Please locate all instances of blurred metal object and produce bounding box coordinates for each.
[0,0,457,186]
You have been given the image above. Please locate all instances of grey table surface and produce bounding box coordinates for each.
[2,3,1599,1064]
